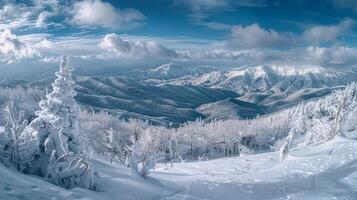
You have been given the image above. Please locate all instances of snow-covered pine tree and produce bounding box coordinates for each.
[27,56,100,190]
[35,56,83,156]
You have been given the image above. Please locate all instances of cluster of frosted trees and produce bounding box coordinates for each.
[280,82,357,161]
[84,83,357,166]
[0,57,100,190]
[83,106,295,166]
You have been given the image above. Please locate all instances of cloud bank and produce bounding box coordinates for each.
[228,19,354,49]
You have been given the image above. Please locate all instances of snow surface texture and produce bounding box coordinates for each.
[1,133,357,200]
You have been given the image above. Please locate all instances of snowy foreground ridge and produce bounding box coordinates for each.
[1,135,357,200]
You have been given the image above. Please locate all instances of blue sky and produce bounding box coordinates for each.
[1,0,357,70]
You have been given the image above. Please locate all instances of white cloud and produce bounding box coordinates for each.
[227,19,354,49]
[0,29,40,63]
[36,11,51,27]
[302,18,354,44]
[99,33,179,59]
[70,0,145,29]
[229,23,293,49]
[179,46,357,68]
[0,4,33,30]
[0,1,61,30]
[302,46,357,66]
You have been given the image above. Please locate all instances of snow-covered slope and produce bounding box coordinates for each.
[2,134,357,200]
[0,160,175,200]
[154,135,357,200]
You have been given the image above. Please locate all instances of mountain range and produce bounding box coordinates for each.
[1,64,356,125]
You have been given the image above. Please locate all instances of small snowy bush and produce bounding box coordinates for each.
[130,128,161,179]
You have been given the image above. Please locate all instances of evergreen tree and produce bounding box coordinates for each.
[34,56,83,156]
[27,56,100,190]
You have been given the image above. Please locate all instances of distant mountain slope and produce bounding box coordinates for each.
[197,98,266,121]
[74,76,238,125]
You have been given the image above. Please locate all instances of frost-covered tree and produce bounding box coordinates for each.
[32,56,84,156]
[26,56,100,190]
[0,100,29,168]
[280,104,308,161]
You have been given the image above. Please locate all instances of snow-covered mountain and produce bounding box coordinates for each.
[154,65,357,95]
[141,65,357,118]
[134,62,213,80]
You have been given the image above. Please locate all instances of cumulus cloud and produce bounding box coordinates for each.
[229,23,294,49]
[99,33,179,59]
[302,18,354,44]
[70,0,145,29]
[0,29,40,63]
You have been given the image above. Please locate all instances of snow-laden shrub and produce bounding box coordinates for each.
[46,151,100,190]
[0,87,43,126]
[130,128,161,179]
[0,101,31,169]
[80,111,136,166]
[345,106,357,132]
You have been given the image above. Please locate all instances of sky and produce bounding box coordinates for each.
[2,0,357,70]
